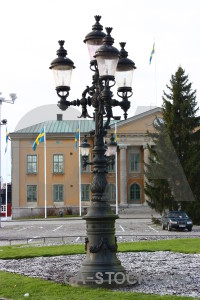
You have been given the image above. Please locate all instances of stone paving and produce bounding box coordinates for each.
[1,216,199,247]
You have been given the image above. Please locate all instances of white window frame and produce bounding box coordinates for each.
[1,205,6,213]
[27,154,38,174]
[53,184,64,202]
[53,154,64,174]
[129,151,140,173]
[81,184,90,201]
[27,185,38,202]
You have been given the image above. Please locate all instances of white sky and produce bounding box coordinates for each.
[0,0,200,182]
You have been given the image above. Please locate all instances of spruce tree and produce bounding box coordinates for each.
[145,67,200,223]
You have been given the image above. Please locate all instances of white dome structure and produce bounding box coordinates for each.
[15,104,83,131]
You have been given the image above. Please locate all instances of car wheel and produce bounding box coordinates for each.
[162,224,165,230]
[188,228,192,232]
[167,223,172,231]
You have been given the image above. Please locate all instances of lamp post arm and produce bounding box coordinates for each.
[77,86,93,118]
[0,100,14,104]
[58,85,93,117]
[0,93,17,105]
[56,85,92,114]
[110,99,120,107]
[84,161,94,166]
[106,155,115,168]
[57,96,75,111]
[82,156,94,170]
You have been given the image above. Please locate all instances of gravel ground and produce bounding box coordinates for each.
[0,252,200,298]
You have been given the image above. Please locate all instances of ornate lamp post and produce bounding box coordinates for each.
[50,15,136,286]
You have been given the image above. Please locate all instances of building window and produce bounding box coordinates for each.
[108,184,116,202]
[81,155,90,173]
[1,205,6,212]
[53,154,64,173]
[129,152,140,172]
[81,184,90,201]
[53,185,64,202]
[130,183,141,201]
[27,185,37,202]
[27,155,37,174]
[107,162,115,173]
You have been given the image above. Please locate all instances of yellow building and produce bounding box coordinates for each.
[10,107,162,218]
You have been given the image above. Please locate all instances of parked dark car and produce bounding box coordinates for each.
[161,211,193,231]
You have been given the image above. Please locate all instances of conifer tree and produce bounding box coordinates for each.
[145,67,200,223]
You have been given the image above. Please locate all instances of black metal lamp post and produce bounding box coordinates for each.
[50,15,136,286]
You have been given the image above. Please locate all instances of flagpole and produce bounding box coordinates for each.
[154,38,157,106]
[5,182,7,220]
[5,129,8,221]
[44,126,47,219]
[78,120,81,217]
[115,123,118,215]
[79,120,81,216]
[149,40,157,106]
[0,104,2,226]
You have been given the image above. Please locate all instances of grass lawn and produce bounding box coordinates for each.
[0,270,199,300]
[0,238,199,260]
[14,214,80,220]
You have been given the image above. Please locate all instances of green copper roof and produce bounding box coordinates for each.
[13,120,117,134]
[12,107,162,136]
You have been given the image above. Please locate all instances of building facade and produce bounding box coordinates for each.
[10,107,162,218]
[0,183,12,219]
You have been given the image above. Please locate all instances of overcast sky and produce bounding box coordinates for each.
[0,0,200,182]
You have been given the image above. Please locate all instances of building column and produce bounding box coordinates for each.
[119,145,128,206]
[11,140,20,218]
[143,145,150,205]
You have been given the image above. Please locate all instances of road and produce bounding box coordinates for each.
[0,217,199,246]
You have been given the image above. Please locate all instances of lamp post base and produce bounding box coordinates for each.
[71,201,126,288]
[69,271,127,288]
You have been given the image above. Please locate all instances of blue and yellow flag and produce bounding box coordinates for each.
[5,127,8,153]
[75,128,79,151]
[149,42,155,65]
[114,130,117,143]
[32,128,45,151]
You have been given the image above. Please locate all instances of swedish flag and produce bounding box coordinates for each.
[32,128,45,151]
[75,128,79,151]
[149,42,155,65]
[5,127,8,153]
[114,129,117,143]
